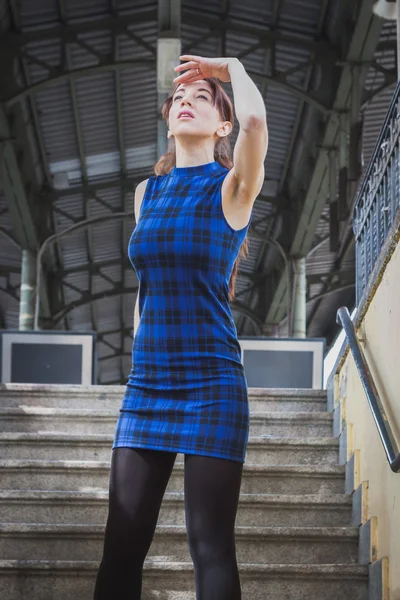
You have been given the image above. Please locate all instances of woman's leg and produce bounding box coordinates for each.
[184,454,244,600]
[93,446,177,599]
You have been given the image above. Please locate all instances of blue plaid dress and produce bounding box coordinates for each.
[112,160,251,462]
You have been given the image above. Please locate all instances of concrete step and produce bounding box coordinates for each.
[0,383,328,413]
[249,388,328,412]
[0,489,352,527]
[0,407,333,437]
[0,560,369,600]
[0,523,360,565]
[0,432,339,465]
[0,459,345,494]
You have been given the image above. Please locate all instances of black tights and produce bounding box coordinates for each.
[93,447,243,599]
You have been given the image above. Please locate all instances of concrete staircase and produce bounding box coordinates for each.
[0,383,374,599]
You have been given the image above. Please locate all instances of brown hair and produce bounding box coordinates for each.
[154,76,249,303]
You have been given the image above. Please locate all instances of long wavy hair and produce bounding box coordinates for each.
[153,76,249,303]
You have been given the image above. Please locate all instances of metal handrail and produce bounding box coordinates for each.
[336,306,400,473]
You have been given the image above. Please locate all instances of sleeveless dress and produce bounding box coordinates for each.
[112,160,251,463]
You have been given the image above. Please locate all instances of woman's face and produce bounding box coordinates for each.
[168,81,228,140]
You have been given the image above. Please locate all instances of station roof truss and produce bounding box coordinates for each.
[0,0,396,383]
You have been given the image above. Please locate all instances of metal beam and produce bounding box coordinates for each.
[111,0,128,383]
[236,0,282,336]
[243,0,331,336]
[5,60,155,109]
[183,7,334,54]
[245,68,333,115]
[52,286,137,325]
[5,58,335,116]
[239,0,334,335]
[47,176,147,198]
[58,0,98,335]
[49,176,280,209]
[1,7,333,59]
[265,0,383,326]
[306,270,355,285]
[279,0,331,195]
[237,267,355,286]
[4,8,343,117]
[0,105,51,320]
[1,8,157,49]
[9,1,70,330]
[33,210,131,329]
[279,282,356,332]
[56,256,131,278]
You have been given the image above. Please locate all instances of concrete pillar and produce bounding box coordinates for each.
[292,257,306,338]
[19,249,36,330]
[372,2,400,78]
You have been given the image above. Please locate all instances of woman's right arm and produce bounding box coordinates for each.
[133,178,149,339]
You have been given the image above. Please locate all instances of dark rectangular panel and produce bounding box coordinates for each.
[243,349,313,388]
[11,343,83,384]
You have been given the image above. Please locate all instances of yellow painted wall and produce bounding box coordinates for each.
[335,236,400,597]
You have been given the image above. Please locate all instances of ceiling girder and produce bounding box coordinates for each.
[183,7,333,55]
[236,0,281,336]
[4,10,346,118]
[58,0,98,335]
[0,0,389,361]
[5,59,155,109]
[10,0,71,333]
[48,177,145,198]
[0,105,51,321]
[111,0,128,383]
[1,6,333,58]
[5,56,337,117]
[241,0,331,336]
[2,8,157,49]
[265,0,383,327]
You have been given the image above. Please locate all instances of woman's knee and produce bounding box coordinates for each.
[187,526,236,566]
[103,496,153,562]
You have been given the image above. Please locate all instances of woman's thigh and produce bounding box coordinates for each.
[183,454,243,559]
[105,447,177,552]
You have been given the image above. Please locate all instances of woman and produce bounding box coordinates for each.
[94,54,268,599]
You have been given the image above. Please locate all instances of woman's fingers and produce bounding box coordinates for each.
[174,61,198,72]
[173,69,201,83]
[179,54,202,62]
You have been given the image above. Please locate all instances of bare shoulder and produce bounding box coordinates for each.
[134,178,150,222]
[220,169,253,231]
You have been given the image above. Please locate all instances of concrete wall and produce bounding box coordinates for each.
[334,231,400,597]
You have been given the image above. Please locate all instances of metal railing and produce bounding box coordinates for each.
[353,79,400,303]
[336,306,400,473]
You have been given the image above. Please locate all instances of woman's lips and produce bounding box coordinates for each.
[178,110,195,119]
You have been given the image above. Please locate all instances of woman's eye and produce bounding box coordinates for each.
[174,94,208,100]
